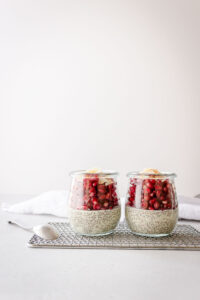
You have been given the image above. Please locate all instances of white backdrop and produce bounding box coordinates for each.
[0,0,200,196]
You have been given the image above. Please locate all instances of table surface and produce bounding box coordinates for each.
[1,194,200,300]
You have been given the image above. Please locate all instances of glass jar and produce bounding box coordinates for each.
[125,171,178,237]
[68,170,121,236]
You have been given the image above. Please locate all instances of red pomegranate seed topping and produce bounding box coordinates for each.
[127,177,176,211]
[70,174,120,211]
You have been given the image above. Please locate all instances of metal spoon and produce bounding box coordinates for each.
[8,220,59,240]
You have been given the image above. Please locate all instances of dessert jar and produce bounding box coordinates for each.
[125,170,178,237]
[68,170,121,236]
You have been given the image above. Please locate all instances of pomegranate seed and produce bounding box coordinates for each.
[150,179,156,185]
[167,203,172,209]
[93,204,101,210]
[146,182,153,189]
[130,186,136,192]
[163,187,168,193]
[105,193,111,200]
[144,195,150,201]
[108,184,114,192]
[162,200,168,205]
[156,191,161,198]
[149,199,156,206]
[155,185,162,191]
[129,196,135,202]
[154,201,160,209]
[83,195,88,202]
[103,201,109,208]
[144,187,151,194]
[142,202,148,209]
[112,192,117,198]
[92,197,98,205]
[87,200,93,207]
[89,187,96,193]
[98,185,107,193]
[99,194,105,200]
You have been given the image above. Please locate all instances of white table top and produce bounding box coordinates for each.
[1,194,200,300]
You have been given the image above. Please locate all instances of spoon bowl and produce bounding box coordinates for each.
[8,220,59,240]
[33,224,59,240]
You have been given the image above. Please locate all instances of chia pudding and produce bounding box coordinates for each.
[125,169,178,237]
[70,206,121,235]
[68,169,121,236]
[126,207,178,236]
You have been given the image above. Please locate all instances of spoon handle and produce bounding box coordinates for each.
[8,220,33,233]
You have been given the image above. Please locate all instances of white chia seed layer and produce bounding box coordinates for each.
[69,206,121,235]
[125,206,178,235]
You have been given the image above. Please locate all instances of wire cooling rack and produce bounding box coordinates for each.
[28,222,200,250]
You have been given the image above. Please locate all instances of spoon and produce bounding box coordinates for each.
[8,220,59,240]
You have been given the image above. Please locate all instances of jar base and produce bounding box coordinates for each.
[73,229,114,237]
[130,231,171,238]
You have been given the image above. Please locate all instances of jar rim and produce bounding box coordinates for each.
[69,170,119,176]
[127,171,177,178]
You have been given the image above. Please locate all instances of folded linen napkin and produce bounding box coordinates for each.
[1,191,200,221]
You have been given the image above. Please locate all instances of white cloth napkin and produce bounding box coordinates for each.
[178,195,200,221]
[1,190,68,218]
[1,191,200,221]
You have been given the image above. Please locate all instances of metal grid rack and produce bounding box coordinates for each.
[28,222,200,250]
